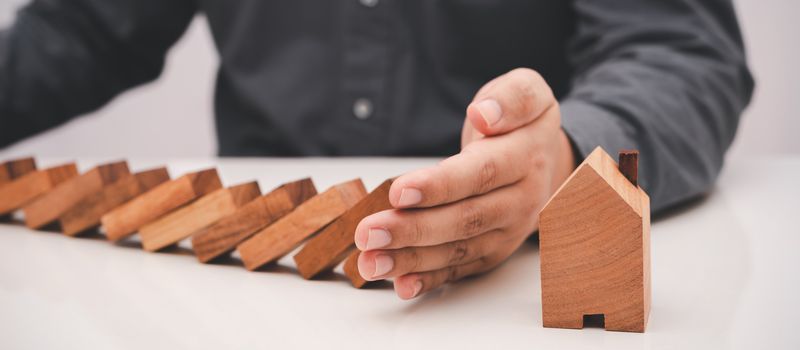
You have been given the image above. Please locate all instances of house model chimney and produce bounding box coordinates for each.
[618,150,639,186]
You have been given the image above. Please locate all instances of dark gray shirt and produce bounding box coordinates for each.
[0,0,753,212]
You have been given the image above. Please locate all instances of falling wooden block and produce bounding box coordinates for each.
[0,157,37,186]
[101,168,223,242]
[0,163,79,215]
[23,161,130,229]
[0,157,37,221]
[140,181,261,252]
[294,179,393,279]
[59,168,171,236]
[343,250,369,289]
[539,147,650,333]
[191,178,317,263]
[237,178,367,271]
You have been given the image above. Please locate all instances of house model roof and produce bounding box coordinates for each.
[541,146,648,218]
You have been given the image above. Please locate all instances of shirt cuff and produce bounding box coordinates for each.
[559,99,636,163]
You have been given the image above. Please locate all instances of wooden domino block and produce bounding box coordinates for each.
[343,250,368,289]
[294,179,393,279]
[140,181,261,252]
[0,157,37,220]
[0,157,37,186]
[59,168,170,236]
[0,163,78,215]
[237,179,367,271]
[539,147,650,332]
[191,178,317,263]
[101,168,222,242]
[23,161,130,229]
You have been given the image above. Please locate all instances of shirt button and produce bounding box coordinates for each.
[359,0,379,8]
[353,98,374,120]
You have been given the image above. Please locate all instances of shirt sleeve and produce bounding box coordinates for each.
[559,0,754,212]
[0,0,197,148]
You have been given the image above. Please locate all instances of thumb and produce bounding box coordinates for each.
[466,68,556,136]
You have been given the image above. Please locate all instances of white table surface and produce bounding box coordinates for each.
[1,157,798,350]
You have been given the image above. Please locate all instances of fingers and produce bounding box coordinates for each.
[389,131,533,209]
[356,184,523,250]
[357,230,505,281]
[466,68,556,137]
[393,258,496,300]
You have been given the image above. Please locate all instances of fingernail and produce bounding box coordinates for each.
[365,228,392,250]
[411,280,423,298]
[476,99,502,126]
[372,254,394,278]
[398,188,422,207]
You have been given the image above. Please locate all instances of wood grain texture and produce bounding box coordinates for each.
[0,163,78,215]
[539,147,650,333]
[140,181,261,252]
[59,168,170,236]
[191,178,317,263]
[101,168,222,242]
[237,178,367,271]
[23,161,130,229]
[0,157,37,186]
[294,179,393,279]
[343,250,368,289]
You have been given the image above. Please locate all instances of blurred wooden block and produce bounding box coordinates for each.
[294,179,393,279]
[0,163,78,215]
[140,181,261,252]
[192,178,317,263]
[0,157,37,221]
[23,161,130,229]
[59,168,170,236]
[101,168,222,242]
[343,250,368,289]
[0,157,37,186]
[237,178,367,271]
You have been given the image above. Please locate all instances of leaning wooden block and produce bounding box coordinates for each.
[294,179,393,279]
[0,157,37,220]
[342,250,368,289]
[539,147,650,333]
[0,163,78,215]
[23,161,130,229]
[192,178,317,263]
[101,168,223,242]
[59,168,170,236]
[237,178,367,271]
[0,157,37,186]
[140,181,261,252]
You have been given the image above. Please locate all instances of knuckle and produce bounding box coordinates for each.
[447,240,470,265]
[410,215,428,245]
[446,266,461,283]
[459,201,486,237]
[531,152,548,174]
[474,157,499,195]
[506,68,552,117]
[407,248,422,272]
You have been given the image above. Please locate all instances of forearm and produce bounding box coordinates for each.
[561,0,754,212]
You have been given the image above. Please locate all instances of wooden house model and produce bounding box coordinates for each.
[539,147,651,332]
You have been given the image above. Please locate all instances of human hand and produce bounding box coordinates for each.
[355,68,576,299]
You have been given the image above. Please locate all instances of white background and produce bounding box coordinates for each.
[0,0,798,159]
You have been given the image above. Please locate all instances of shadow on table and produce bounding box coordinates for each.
[652,192,710,222]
